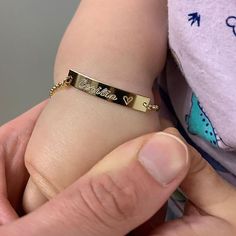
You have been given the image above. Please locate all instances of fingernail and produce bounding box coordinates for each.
[138,132,188,186]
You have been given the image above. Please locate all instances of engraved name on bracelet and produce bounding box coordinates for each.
[78,78,118,101]
[49,70,160,113]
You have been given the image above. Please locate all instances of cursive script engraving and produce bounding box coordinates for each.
[123,96,134,105]
[78,79,118,101]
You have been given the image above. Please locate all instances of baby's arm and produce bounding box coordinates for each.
[23,0,168,212]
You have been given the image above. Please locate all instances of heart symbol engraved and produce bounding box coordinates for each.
[123,96,134,106]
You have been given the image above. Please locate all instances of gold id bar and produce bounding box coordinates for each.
[68,70,157,113]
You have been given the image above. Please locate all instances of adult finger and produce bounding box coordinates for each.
[0,100,48,211]
[1,100,48,132]
[183,146,236,223]
[167,128,236,223]
[152,128,236,236]
[0,152,18,224]
[0,131,189,236]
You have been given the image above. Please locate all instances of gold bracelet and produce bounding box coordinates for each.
[49,70,160,113]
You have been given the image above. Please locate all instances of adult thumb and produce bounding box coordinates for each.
[0,131,189,236]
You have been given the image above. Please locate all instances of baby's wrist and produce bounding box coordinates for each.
[51,68,158,121]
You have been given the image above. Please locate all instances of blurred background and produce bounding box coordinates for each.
[0,0,80,125]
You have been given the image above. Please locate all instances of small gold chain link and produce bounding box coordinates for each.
[143,102,159,112]
[49,76,73,97]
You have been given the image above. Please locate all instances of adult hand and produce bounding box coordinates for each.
[0,126,188,235]
[0,101,47,224]
[1,109,236,235]
[151,130,236,236]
